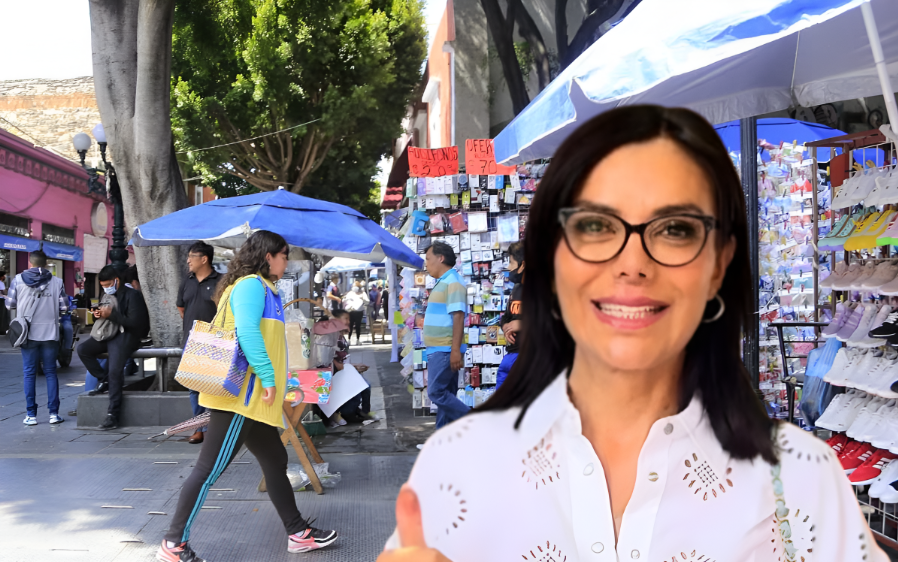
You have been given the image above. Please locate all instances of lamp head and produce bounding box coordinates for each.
[72,132,92,153]
[91,123,107,144]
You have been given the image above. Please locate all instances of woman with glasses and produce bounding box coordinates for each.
[378,106,885,561]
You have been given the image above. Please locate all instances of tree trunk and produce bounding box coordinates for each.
[555,0,569,65]
[89,0,189,386]
[563,0,639,70]
[515,6,552,90]
[480,0,530,115]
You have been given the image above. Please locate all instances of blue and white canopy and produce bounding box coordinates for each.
[131,190,423,269]
[321,257,385,273]
[495,0,898,165]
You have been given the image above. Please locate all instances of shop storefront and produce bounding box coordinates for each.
[0,127,113,296]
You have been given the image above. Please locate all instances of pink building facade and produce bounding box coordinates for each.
[0,127,113,297]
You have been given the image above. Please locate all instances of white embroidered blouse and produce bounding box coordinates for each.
[387,372,887,562]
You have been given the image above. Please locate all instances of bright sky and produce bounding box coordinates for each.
[0,0,445,82]
[0,0,93,80]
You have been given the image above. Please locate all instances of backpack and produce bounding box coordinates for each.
[8,285,41,348]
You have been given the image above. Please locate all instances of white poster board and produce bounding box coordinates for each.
[82,234,108,273]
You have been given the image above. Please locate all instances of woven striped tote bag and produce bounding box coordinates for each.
[175,290,248,397]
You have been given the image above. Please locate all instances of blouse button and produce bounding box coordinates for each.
[663,423,673,435]
[591,542,604,553]
[648,472,659,482]
[631,549,640,559]
[584,463,595,476]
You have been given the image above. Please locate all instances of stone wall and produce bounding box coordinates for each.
[0,77,103,164]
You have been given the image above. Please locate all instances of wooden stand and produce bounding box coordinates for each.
[259,402,326,495]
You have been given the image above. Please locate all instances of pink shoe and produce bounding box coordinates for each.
[288,525,338,553]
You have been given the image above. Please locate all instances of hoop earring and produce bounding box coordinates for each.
[702,294,725,323]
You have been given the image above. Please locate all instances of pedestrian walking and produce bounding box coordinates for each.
[77,265,150,430]
[422,242,469,429]
[381,285,389,320]
[367,282,379,328]
[157,230,337,562]
[7,250,67,426]
[176,242,220,445]
[342,286,367,345]
[325,274,342,313]
[0,270,9,334]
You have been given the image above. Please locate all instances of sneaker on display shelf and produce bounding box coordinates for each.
[847,260,880,291]
[845,304,882,345]
[850,349,897,391]
[849,449,898,485]
[819,261,847,289]
[841,442,875,474]
[861,260,898,290]
[876,480,898,504]
[855,400,897,443]
[854,306,894,348]
[830,262,863,290]
[846,396,888,440]
[869,459,898,498]
[869,310,898,338]
[822,302,853,338]
[871,408,898,450]
[835,305,867,342]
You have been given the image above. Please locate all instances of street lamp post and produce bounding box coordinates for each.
[73,125,129,275]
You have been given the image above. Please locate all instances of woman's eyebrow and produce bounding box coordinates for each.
[572,202,709,217]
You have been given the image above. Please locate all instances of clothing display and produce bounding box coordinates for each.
[394,163,545,413]
[384,371,886,561]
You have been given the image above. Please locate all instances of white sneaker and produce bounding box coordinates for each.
[847,396,886,438]
[870,457,898,498]
[23,416,37,426]
[855,305,894,348]
[817,390,861,430]
[857,400,897,442]
[872,407,898,450]
[822,348,851,384]
[835,349,877,387]
[829,392,872,433]
[846,304,881,345]
[852,351,896,391]
[49,414,64,424]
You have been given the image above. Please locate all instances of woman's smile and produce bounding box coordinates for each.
[592,296,670,330]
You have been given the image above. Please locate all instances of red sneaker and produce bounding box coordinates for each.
[839,439,863,460]
[827,433,849,454]
[841,442,875,474]
[850,449,898,485]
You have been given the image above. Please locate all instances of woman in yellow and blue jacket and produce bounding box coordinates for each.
[158,230,337,562]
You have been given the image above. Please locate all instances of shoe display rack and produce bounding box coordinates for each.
[758,141,833,417]
[393,163,545,415]
[802,129,898,551]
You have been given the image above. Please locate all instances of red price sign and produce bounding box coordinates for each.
[408,146,459,177]
[465,139,516,175]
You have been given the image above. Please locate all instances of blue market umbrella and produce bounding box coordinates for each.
[714,118,885,165]
[131,190,423,269]
[495,0,898,165]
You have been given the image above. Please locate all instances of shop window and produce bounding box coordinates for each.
[0,212,30,238]
[42,223,76,246]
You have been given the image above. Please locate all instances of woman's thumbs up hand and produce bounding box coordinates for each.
[376,485,453,562]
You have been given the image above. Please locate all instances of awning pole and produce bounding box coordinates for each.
[861,1,898,139]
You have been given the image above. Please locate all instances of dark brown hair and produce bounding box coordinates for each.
[480,105,776,464]
[215,230,288,300]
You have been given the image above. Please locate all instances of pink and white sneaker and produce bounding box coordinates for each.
[288,526,338,553]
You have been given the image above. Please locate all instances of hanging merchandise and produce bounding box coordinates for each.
[395,160,548,414]
[756,141,833,419]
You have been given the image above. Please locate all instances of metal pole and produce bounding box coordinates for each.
[106,165,129,274]
[861,1,898,138]
[740,116,760,388]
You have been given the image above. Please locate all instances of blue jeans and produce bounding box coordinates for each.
[426,350,470,429]
[189,390,207,432]
[496,352,518,388]
[22,339,60,417]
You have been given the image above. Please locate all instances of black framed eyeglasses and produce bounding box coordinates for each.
[558,208,719,267]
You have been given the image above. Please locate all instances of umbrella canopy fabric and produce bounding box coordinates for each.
[321,257,385,273]
[495,0,898,165]
[715,118,886,165]
[131,190,423,269]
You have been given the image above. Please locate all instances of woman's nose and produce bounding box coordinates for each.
[613,232,653,279]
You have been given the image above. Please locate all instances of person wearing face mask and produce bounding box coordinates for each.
[497,241,524,388]
[76,265,150,430]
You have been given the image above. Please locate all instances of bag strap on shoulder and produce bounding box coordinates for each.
[212,275,270,328]
[20,283,43,323]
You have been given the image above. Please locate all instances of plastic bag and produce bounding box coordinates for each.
[798,338,841,427]
[286,462,342,491]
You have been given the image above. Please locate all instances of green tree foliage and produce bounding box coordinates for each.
[171,0,426,200]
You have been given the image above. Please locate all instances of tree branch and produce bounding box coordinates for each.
[479,0,530,115]
[564,0,627,69]
[515,5,552,90]
[555,0,568,63]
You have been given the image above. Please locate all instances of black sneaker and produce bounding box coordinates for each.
[869,312,898,337]
[288,524,338,553]
[97,414,118,431]
[156,540,207,562]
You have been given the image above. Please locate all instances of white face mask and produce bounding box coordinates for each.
[103,280,118,295]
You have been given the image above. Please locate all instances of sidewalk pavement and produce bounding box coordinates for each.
[0,337,434,562]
